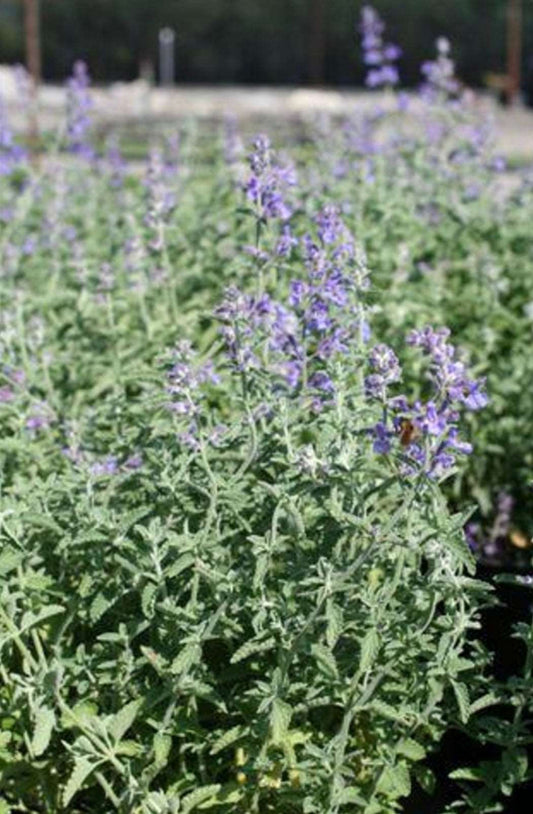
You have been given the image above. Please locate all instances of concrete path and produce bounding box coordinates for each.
[1,68,531,161]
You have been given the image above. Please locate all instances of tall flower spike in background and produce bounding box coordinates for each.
[421,37,460,100]
[66,60,94,159]
[359,5,401,88]
[0,87,26,176]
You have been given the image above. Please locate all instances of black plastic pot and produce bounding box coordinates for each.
[404,565,533,812]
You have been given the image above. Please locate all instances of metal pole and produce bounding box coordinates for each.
[507,0,522,105]
[159,27,176,87]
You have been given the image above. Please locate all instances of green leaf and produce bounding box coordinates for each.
[166,552,196,579]
[61,700,99,730]
[21,605,65,631]
[119,506,152,536]
[377,763,411,798]
[142,582,158,618]
[230,636,275,664]
[90,592,115,622]
[359,628,380,672]
[22,512,63,534]
[0,547,23,577]
[210,725,245,755]
[116,739,143,757]
[181,784,221,812]
[311,643,338,679]
[142,791,169,814]
[270,699,292,745]
[335,787,365,805]
[452,680,471,724]
[396,738,426,762]
[153,732,172,766]
[170,643,201,675]
[63,757,97,806]
[470,692,498,714]
[370,701,411,724]
[449,767,485,782]
[414,765,436,794]
[109,699,142,742]
[32,705,55,757]
[325,600,343,648]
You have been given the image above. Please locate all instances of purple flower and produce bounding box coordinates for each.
[0,386,14,402]
[289,279,308,308]
[178,423,201,452]
[359,6,401,88]
[244,135,296,223]
[66,61,94,159]
[365,344,401,399]
[489,491,514,543]
[105,141,126,187]
[372,421,392,454]
[370,326,486,479]
[463,381,489,411]
[276,225,298,257]
[420,37,460,99]
[316,205,344,245]
[90,456,119,477]
[144,149,176,246]
[308,371,334,393]
[465,522,480,551]
[26,401,54,432]
[419,401,447,436]
[124,453,143,470]
[208,424,227,447]
[0,92,27,174]
[166,341,219,413]
[278,359,302,388]
[431,449,455,475]
[62,445,84,465]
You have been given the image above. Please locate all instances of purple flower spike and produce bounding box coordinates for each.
[359,6,401,88]
[421,37,460,99]
[365,343,402,399]
[244,135,296,223]
[372,421,392,454]
[309,371,335,393]
[66,60,94,159]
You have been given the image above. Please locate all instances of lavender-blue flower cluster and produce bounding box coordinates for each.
[245,135,296,223]
[359,5,401,88]
[367,326,488,478]
[421,37,460,99]
[66,60,94,159]
[215,205,369,406]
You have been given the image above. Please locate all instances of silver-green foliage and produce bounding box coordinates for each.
[0,289,490,812]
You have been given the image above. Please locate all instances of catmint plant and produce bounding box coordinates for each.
[66,60,94,159]
[359,5,401,88]
[1,16,533,813]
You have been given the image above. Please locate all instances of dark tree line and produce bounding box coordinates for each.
[0,0,531,87]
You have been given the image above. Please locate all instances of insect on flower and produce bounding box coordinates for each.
[398,418,421,447]
[509,529,532,549]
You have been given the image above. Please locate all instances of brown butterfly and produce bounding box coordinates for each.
[398,418,421,447]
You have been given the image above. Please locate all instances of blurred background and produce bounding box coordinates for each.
[0,0,531,95]
[1,1,532,164]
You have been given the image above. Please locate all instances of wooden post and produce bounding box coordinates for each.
[22,0,41,153]
[507,0,522,105]
[23,0,41,85]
